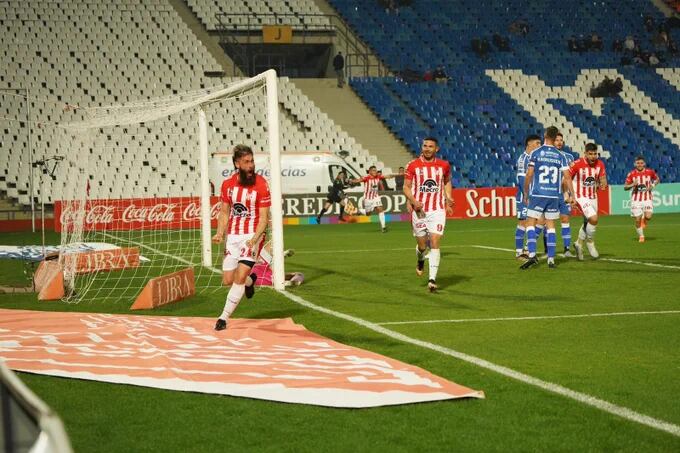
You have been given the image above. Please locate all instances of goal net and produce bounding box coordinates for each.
[53,70,285,303]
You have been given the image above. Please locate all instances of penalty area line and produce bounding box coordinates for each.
[279,289,680,438]
[377,310,680,326]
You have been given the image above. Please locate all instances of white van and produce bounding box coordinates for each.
[211,151,365,194]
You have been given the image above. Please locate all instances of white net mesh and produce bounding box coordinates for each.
[52,75,278,303]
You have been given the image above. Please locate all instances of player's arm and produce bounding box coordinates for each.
[523,165,534,204]
[623,175,635,191]
[212,202,230,243]
[246,206,270,249]
[651,173,660,188]
[562,170,575,204]
[403,177,422,211]
[444,177,454,215]
[599,174,608,190]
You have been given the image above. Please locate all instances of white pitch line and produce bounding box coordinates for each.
[103,232,680,437]
[377,310,680,326]
[469,245,680,270]
[278,289,680,437]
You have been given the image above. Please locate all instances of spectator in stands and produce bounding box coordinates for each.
[432,66,448,83]
[649,52,661,66]
[653,31,670,51]
[423,69,434,82]
[644,14,656,32]
[493,33,511,51]
[472,37,490,59]
[394,167,405,191]
[333,51,345,88]
[612,39,624,52]
[568,35,579,52]
[669,38,679,55]
[589,76,622,98]
[591,33,603,51]
[624,35,636,52]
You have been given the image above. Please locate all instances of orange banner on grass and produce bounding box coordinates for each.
[0,309,484,408]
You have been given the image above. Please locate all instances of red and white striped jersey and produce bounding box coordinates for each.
[625,168,658,202]
[361,175,384,200]
[569,157,606,200]
[404,157,451,212]
[220,174,271,235]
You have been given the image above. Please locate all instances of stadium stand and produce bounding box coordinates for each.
[329,0,680,187]
[186,0,331,31]
[0,0,382,205]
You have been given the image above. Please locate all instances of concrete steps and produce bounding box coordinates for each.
[292,78,413,171]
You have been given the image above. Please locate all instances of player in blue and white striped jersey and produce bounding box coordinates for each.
[514,134,541,259]
[520,126,575,270]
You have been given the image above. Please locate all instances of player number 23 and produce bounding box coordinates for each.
[538,166,559,184]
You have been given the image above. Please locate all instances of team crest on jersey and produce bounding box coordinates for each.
[232,202,250,217]
[583,176,596,187]
[419,179,439,193]
[540,150,545,157]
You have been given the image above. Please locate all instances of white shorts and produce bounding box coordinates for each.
[222,233,265,271]
[411,209,446,237]
[362,197,383,213]
[576,197,598,219]
[630,200,653,218]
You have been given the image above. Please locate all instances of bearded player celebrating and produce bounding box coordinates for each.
[403,137,454,292]
[212,145,271,331]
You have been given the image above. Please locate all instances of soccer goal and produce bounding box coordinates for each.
[53,69,286,303]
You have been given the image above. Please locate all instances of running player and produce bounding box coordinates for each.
[351,165,395,232]
[520,126,575,270]
[624,156,660,242]
[212,145,271,331]
[555,132,576,257]
[515,134,541,259]
[403,137,454,292]
[570,143,607,260]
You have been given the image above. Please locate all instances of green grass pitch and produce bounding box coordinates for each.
[1,213,679,452]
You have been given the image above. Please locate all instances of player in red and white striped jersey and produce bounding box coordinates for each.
[403,137,454,292]
[212,145,271,331]
[568,143,607,260]
[624,155,660,243]
[349,165,395,232]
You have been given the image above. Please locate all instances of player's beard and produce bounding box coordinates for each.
[238,168,256,186]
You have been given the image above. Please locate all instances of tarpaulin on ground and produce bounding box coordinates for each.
[0,309,483,408]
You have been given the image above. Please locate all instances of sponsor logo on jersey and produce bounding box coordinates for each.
[636,184,648,192]
[419,179,439,193]
[232,202,250,217]
[583,176,596,187]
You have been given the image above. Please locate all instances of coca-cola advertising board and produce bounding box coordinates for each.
[55,197,222,232]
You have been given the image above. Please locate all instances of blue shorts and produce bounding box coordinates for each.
[558,198,571,216]
[516,199,528,220]
[527,197,560,220]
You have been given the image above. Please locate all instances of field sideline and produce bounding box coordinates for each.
[1,213,679,452]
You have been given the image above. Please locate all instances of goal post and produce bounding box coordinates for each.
[54,69,286,302]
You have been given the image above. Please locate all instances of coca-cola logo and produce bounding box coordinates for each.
[182,202,221,221]
[60,205,115,225]
[122,203,177,223]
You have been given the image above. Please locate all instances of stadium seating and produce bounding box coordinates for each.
[0,0,381,205]
[186,0,330,31]
[329,0,680,186]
